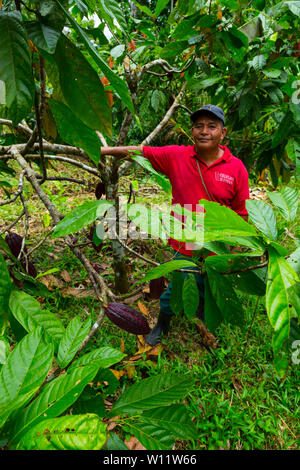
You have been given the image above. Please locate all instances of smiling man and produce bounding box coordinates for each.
[100,105,250,346]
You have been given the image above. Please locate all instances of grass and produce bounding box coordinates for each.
[1,160,299,450]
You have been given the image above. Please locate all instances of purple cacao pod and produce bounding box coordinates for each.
[5,232,37,277]
[95,182,106,200]
[88,225,103,253]
[149,277,166,299]
[105,302,151,335]
[5,232,26,257]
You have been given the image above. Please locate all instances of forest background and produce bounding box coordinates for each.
[0,0,299,451]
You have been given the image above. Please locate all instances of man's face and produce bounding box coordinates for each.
[191,113,227,151]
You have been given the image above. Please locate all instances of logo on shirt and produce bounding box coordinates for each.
[215,171,234,185]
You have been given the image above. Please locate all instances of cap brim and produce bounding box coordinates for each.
[190,109,224,124]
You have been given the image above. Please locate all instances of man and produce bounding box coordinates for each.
[101,105,250,345]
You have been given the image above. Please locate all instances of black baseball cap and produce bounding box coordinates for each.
[190,105,225,125]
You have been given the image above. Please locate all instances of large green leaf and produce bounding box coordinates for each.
[287,247,300,275]
[8,362,100,448]
[0,11,35,124]
[53,0,135,116]
[16,414,106,450]
[267,187,299,222]
[53,35,112,137]
[0,254,12,316]
[8,289,65,349]
[199,200,258,243]
[52,200,113,238]
[266,247,299,353]
[204,276,223,333]
[141,404,197,440]
[69,346,125,371]
[110,373,194,416]
[25,20,61,54]
[182,274,199,319]
[136,260,198,284]
[131,155,172,194]
[49,99,101,165]
[246,199,278,241]
[0,328,54,427]
[57,317,91,369]
[97,0,128,35]
[206,267,245,326]
[128,421,175,450]
[169,271,184,315]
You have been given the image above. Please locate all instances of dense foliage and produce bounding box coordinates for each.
[0,0,299,451]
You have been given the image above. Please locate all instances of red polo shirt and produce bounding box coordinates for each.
[143,144,249,255]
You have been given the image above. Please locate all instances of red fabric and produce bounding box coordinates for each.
[142,144,250,255]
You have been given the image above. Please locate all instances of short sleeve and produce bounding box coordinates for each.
[231,163,250,216]
[142,146,174,177]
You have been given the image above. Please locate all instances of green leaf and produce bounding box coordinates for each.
[206,268,245,326]
[9,362,100,448]
[0,328,54,427]
[97,0,128,34]
[0,337,9,365]
[69,346,125,371]
[57,317,91,369]
[199,199,258,243]
[266,247,299,353]
[54,35,112,137]
[169,271,184,315]
[0,11,35,124]
[110,44,126,59]
[49,99,101,165]
[182,274,199,319]
[53,0,135,116]
[25,20,60,54]
[249,54,266,71]
[52,200,113,238]
[131,1,153,17]
[131,155,172,194]
[0,254,12,316]
[225,269,267,296]
[110,373,194,416]
[160,40,189,59]
[287,247,300,275]
[267,187,299,222]
[204,276,223,333]
[246,199,278,241]
[16,414,106,450]
[127,421,175,450]
[105,432,129,450]
[136,260,198,284]
[141,404,197,440]
[154,0,170,18]
[272,114,292,148]
[8,289,65,349]
[151,89,166,113]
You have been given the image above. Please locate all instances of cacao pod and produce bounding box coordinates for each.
[88,225,103,252]
[5,232,25,258]
[149,277,166,299]
[105,302,151,335]
[5,232,37,277]
[95,182,106,200]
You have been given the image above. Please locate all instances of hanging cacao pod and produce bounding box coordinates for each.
[95,182,106,199]
[149,277,166,299]
[88,225,103,252]
[105,302,151,335]
[5,232,37,277]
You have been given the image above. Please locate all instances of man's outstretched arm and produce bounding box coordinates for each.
[100,146,143,158]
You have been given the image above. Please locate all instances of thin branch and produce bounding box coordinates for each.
[0,169,25,207]
[0,210,25,235]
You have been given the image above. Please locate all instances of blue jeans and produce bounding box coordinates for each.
[160,251,205,319]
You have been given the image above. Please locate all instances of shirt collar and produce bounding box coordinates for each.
[190,145,232,163]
